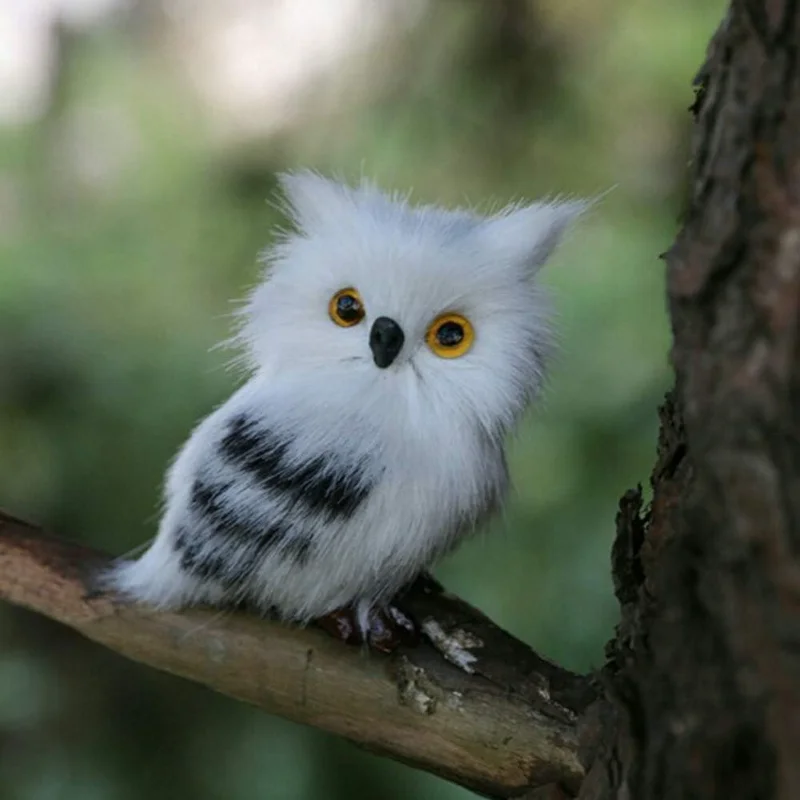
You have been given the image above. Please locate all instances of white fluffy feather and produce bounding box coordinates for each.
[103,171,586,630]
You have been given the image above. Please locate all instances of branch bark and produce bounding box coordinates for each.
[0,509,594,799]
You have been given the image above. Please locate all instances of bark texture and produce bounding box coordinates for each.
[579,2,800,798]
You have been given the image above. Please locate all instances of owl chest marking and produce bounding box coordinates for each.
[220,414,372,518]
[173,413,375,588]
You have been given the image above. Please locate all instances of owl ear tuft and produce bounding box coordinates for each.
[277,170,353,231]
[479,198,589,275]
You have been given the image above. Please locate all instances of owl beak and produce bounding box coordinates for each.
[369,316,405,368]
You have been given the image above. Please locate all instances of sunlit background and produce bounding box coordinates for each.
[0,1,724,798]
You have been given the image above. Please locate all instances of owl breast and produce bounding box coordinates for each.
[290,413,510,613]
[165,383,509,621]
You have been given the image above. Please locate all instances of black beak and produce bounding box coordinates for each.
[369,316,404,368]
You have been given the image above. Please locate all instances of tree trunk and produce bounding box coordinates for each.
[579,2,800,798]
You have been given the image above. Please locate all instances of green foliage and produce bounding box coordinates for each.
[0,2,724,798]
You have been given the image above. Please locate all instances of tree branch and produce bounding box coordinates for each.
[0,509,595,799]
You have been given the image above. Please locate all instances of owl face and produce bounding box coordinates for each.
[239,172,585,437]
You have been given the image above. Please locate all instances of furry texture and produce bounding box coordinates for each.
[103,171,585,629]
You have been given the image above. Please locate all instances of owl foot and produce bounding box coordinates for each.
[316,604,418,653]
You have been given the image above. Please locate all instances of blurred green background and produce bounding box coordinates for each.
[0,1,723,798]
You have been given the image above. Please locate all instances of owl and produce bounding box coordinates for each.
[102,171,586,651]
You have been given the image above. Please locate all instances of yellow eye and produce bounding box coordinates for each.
[426,313,474,358]
[329,288,365,327]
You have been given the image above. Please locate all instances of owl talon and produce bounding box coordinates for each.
[316,604,418,653]
[384,604,418,643]
[316,607,363,646]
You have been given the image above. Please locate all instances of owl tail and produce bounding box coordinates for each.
[93,535,192,610]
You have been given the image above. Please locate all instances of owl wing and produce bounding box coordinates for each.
[169,409,374,597]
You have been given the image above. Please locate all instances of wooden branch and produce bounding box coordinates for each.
[0,509,596,799]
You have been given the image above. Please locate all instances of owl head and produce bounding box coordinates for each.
[236,171,585,438]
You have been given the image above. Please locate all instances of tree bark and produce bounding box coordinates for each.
[578,2,800,798]
[2,2,799,798]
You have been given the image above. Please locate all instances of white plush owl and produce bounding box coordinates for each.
[103,171,586,650]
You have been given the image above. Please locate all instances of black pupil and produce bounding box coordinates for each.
[436,321,464,347]
[336,294,362,321]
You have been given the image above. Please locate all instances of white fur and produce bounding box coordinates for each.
[103,171,585,629]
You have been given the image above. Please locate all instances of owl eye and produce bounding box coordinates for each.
[426,313,474,358]
[329,288,366,327]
